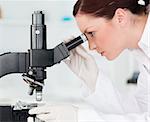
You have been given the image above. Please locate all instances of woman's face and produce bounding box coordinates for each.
[75,14,128,60]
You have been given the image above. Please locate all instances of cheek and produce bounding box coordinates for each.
[95,30,114,50]
[94,28,125,60]
[97,24,121,49]
[104,36,125,60]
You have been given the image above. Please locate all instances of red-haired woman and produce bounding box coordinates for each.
[30,0,149,121]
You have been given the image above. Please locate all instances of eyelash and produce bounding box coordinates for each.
[87,32,95,37]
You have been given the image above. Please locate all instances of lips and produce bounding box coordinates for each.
[97,50,105,56]
[101,51,105,56]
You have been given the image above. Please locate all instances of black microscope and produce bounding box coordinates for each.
[0,11,87,122]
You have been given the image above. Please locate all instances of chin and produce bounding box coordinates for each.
[105,50,124,60]
[105,55,118,61]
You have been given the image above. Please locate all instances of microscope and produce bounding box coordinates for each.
[0,11,87,121]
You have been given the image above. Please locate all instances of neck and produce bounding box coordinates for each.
[129,14,148,49]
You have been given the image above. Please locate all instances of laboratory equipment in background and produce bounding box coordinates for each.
[0,101,37,122]
[127,71,139,84]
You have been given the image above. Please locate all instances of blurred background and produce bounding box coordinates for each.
[0,0,139,103]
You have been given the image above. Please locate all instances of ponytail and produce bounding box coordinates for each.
[137,0,150,14]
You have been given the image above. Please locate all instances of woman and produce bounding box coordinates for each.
[30,0,150,121]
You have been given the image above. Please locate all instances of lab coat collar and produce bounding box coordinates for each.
[138,13,150,58]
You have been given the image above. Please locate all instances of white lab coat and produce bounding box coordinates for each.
[79,13,150,122]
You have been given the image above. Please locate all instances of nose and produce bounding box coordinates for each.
[89,40,96,50]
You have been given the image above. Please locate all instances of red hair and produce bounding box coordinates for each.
[73,0,149,19]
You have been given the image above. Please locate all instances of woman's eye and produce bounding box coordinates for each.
[88,32,95,37]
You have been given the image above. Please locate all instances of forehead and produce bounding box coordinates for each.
[75,14,106,33]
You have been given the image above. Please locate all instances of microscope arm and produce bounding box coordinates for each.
[0,52,29,78]
[0,41,70,77]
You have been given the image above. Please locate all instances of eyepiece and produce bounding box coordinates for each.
[80,33,88,42]
[65,34,87,51]
[32,11,45,25]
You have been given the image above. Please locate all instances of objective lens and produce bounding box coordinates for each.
[36,92,42,101]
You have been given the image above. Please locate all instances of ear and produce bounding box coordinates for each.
[113,8,127,27]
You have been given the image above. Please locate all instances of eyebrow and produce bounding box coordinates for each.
[83,26,94,34]
[83,28,88,34]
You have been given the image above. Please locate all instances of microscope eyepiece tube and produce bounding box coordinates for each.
[31,11,46,49]
[32,11,45,25]
[65,34,88,51]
